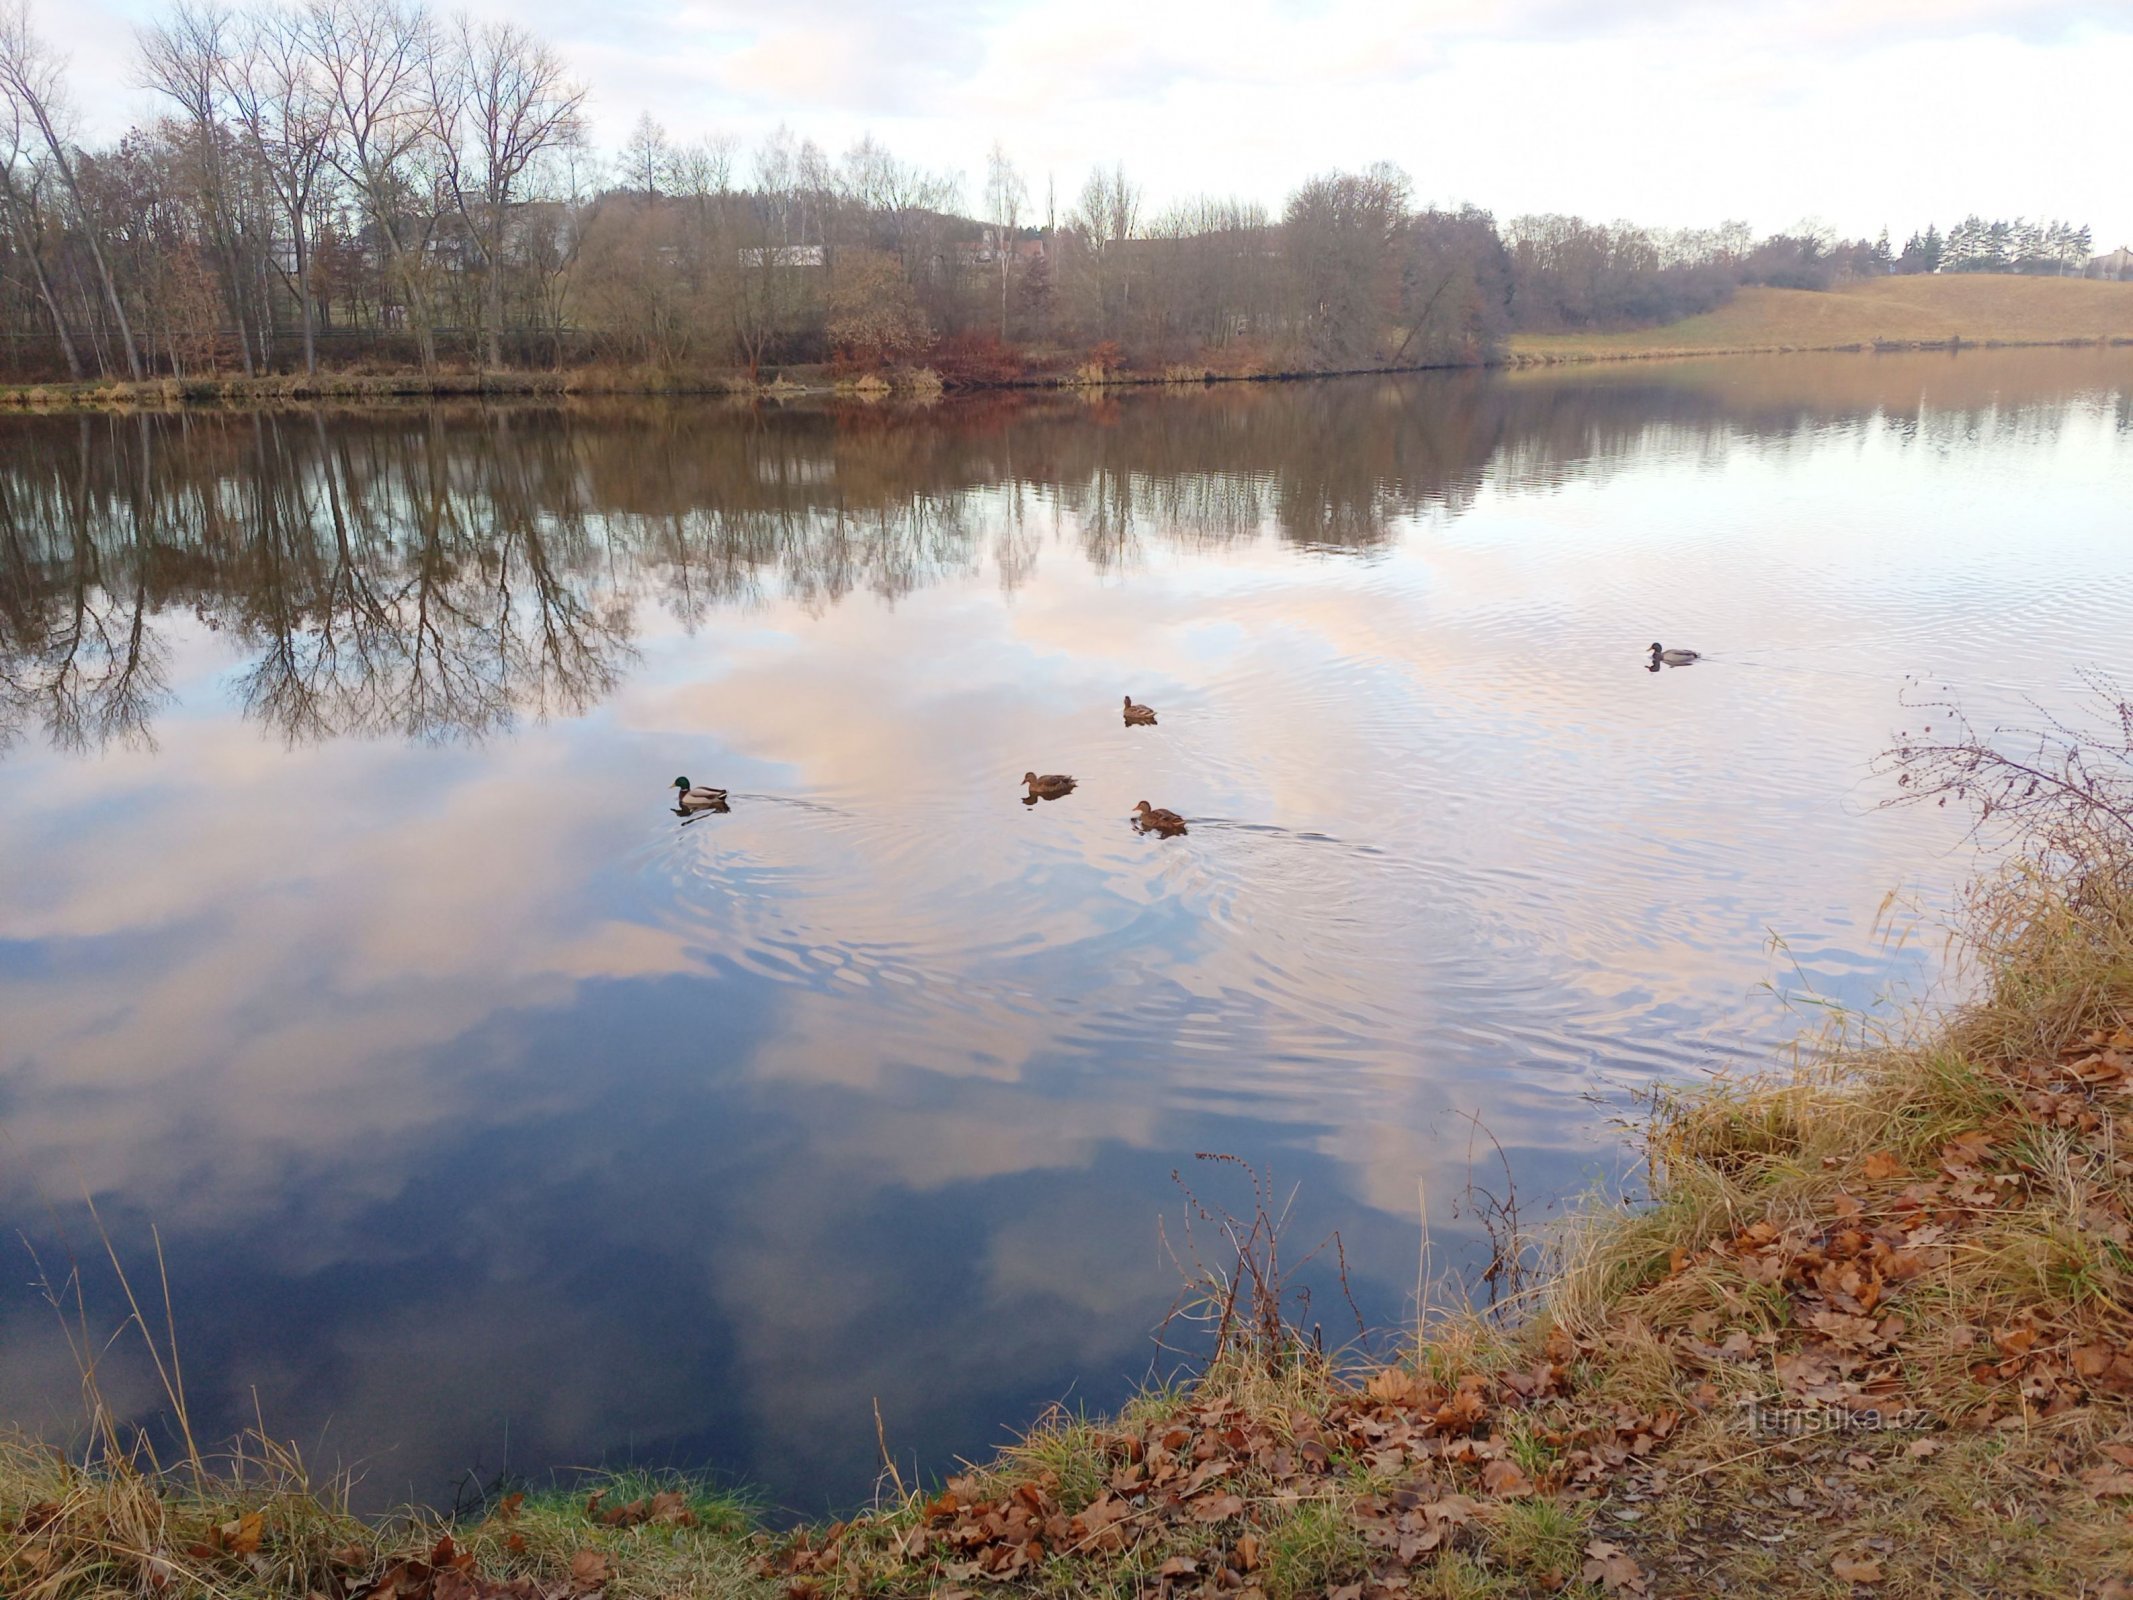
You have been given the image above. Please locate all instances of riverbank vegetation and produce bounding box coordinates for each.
[8,687,2133,1595]
[0,0,2120,397]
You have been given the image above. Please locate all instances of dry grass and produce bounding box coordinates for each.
[1514,846,2133,1595]
[0,1432,773,1600]
[1511,276,2133,363]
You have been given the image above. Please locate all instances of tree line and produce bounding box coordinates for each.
[1893,218,2094,277]
[0,0,2104,385]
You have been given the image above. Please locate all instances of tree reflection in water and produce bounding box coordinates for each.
[0,354,2118,755]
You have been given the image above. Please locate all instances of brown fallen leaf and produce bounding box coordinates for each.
[2082,1465,2133,1498]
[1581,1539,1646,1594]
[1811,1310,1888,1351]
[218,1512,264,1556]
[646,1491,697,1527]
[1366,1366,1422,1406]
[1993,1326,2038,1358]
[1424,1493,1480,1525]
[1189,1493,1245,1523]
[1480,1458,1534,1498]
[1234,1533,1262,1571]
[568,1549,612,1589]
[1832,1554,1884,1583]
[1397,1526,1443,1560]
[1862,1151,1902,1181]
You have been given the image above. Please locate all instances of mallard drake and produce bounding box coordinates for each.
[672,775,730,811]
[1132,800,1187,835]
[1648,642,1701,666]
[1123,694,1158,726]
[1023,771,1077,800]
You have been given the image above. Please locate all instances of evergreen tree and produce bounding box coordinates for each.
[1895,223,1943,275]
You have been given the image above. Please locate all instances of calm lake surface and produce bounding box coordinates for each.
[3,351,2130,1513]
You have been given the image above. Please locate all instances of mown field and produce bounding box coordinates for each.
[1511,275,2133,362]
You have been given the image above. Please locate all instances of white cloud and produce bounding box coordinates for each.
[55,0,2133,246]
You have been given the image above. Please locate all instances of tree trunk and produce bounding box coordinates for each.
[0,199,82,377]
[483,226,503,369]
[293,228,317,375]
[30,109,142,379]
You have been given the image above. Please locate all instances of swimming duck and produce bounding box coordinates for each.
[1023,771,1077,800]
[1132,800,1188,835]
[1648,642,1701,666]
[672,776,730,811]
[1123,694,1158,726]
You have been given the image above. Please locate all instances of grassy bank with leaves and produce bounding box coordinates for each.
[10,819,2133,1597]
[1510,276,2133,364]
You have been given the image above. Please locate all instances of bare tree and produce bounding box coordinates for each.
[307,0,441,368]
[1283,163,1410,367]
[139,1,258,372]
[0,0,144,376]
[1068,161,1139,339]
[983,139,1023,340]
[0,91,79,374]
[619,110,670,199]
[222,5,332,373]
[668,132,735,201]
[432,16,584,368]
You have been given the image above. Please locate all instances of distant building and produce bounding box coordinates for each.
[2087,247,2133,281]
[737,244,825,268]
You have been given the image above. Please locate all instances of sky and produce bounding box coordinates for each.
[42,0,2133,248]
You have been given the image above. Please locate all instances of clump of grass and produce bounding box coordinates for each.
[1258,1501,1368,1598]
[0,1425,375,1600]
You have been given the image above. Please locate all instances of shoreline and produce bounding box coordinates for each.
[1,333,2128,413]
[0,361,1471,412]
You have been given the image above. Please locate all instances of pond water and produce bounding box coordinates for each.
[2,351,2130,1515]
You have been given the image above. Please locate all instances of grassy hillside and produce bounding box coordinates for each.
[1512,275,2133,362]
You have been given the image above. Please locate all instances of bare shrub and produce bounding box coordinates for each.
[1878,669,2133,858]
